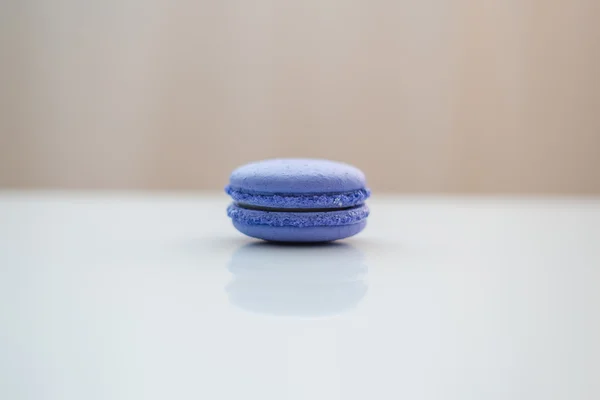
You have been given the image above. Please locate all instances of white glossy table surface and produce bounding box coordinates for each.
[1,192,599,400]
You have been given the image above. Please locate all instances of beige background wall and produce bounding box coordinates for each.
[1,0,599,193]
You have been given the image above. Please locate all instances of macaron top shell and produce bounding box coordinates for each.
[228,158,366,194]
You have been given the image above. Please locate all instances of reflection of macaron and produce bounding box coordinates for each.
[225,159,370,242]
[226,243,368,316]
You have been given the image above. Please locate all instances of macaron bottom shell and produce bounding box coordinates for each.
[232,219,367,243]
[227,203,369,229]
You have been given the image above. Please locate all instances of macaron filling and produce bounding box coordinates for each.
[227,203,369,228]
[225,186,370,209]
[234,203,360,213]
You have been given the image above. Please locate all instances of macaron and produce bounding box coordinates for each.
[225,158,370,242]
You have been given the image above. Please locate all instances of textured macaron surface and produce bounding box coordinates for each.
[228,158,366,194]
[227,203,369,228]
[225,186,370,209]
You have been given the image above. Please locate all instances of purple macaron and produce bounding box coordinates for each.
[225,159,370,242]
